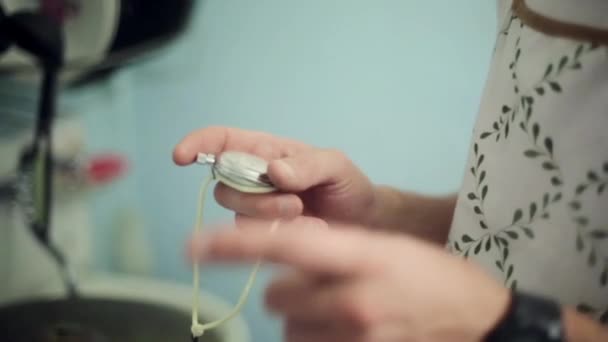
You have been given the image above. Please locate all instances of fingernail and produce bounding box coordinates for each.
[274,159,295,181]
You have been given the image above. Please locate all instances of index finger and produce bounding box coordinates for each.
[191,222,382,276]
[172,126,310,165]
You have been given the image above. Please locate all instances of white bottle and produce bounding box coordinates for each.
[112,207,153,276]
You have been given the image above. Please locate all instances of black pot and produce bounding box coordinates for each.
[0,298,221,342]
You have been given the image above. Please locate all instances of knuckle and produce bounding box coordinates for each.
[251,141,277,159]
[280,145,296,158]
[319,148,352,178]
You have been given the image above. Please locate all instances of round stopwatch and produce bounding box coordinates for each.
[197,151,277,193]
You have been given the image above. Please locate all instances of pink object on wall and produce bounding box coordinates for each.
[85,153,127,185]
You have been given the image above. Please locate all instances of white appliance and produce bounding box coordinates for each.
[0,2,250,341]
[0,0,120,80]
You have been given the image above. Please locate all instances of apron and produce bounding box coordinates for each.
[447,0,608,323]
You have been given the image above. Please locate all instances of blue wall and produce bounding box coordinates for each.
[73,1,498,341]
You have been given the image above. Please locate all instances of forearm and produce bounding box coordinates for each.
[563,307,608,342]
[366,185,457,244]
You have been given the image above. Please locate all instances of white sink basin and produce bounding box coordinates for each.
[3,272,251,342]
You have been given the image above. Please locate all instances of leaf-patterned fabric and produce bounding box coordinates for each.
[447,0,608,324]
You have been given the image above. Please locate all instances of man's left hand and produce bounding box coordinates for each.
[188,222,510,342]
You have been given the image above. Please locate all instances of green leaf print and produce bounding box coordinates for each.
[576,234,585,252]
[551,177,563,186]
[549,82,562,92]
[529,203,537,220]
[506,231,519,240]
[495,260,503,271]
[552,192,562,202]
[544,137,553,156]
[525,106,532,122]
[588,249,597,267]
[477,154,485,168]
[510,280,518,291]
[535,87,545,95]
[524,150,542,158]
[532,123,540,141]
[588,171,599,182]
[497,237,509,247]
[558,56,569,72]
[576,184,588,195]
[590,230,608,239]
[574,44,585,59]
[543,64,553,79]
[462,42,605,288]
[479,171,486,184]
[474,241,483,255]
[512,209,523,224]
[570,201,582,211]
[576,217,590,226]
[542,161,557,170]
[521,227,534,239]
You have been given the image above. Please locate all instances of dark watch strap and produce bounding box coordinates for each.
[484,291,565,342]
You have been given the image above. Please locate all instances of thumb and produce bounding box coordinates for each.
[268,148,360,192]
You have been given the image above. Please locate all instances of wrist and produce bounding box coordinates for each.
[367,185,456,243]
[364,184,400,225]
[365,185,411,231]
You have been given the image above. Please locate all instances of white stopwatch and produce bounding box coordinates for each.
[196,151,277,194]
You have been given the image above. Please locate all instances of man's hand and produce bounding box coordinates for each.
[174,126,457,243]
[174,126,377,227]
[188,221,510,342]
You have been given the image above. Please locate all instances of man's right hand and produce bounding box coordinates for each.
[173,126,378,228]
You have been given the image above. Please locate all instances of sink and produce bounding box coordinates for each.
[0,272,250,342]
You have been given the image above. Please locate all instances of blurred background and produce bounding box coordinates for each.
[0,1,497,341]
